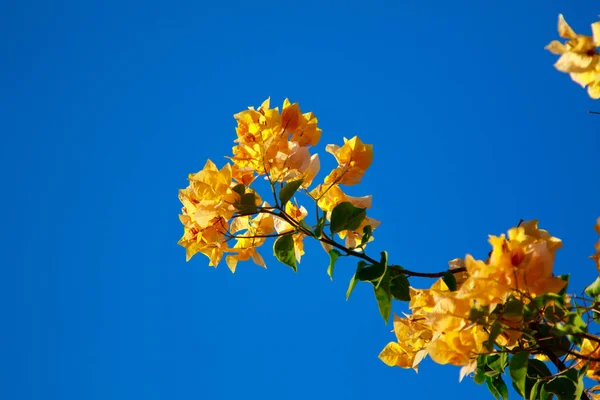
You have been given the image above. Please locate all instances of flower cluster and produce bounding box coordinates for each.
[178,99,377,272]
[546,14,600,99]
[379,221,567,371]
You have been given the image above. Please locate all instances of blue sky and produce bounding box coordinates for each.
[2,1,600,399]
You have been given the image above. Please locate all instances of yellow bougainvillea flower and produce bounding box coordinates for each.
[230,142,265,176]
[281,99,322,147]
[513,242,567,296]
[458,222,566,306]
[272,202,308,263]
[324,136,373,186]
[225,246,265,273]
[221,207,274,272]
[427,325,488,367]
[178,159,242,264]
[231,207,275,249]
[508,220,562,257]
[546,14,600,73]
[230,98,322,184]
[409,278,451,313]
[546,15,600,99]
[575,338,600,379]
[382,220,567,374]
[179,160,238,228]
[231,163,255,186]
[309,183,372,213]
[177,216,229,265]
[266,141,320,185]
[424,291,472,333]
[337,216,381,249]
[492,227,566,297]
[570,67,600,99]
[494,315,523,349]
[591,217,600,272]
[379,314,433,371]
[273,202,308,234]
[234,98,281,145]
[458,252,513,307]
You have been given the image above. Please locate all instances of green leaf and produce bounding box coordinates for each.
[544,303,567,323]
[273,234,297,272]
[357,263,386,283]
[523,360,552,400]
[390,274,410,301]
[486,374,509,400]
[565,368,585,400]
[586,276,600,298]
[474,368,486,385]
[278,178,304,206]
[509,351,530,398]
[231,183,245,197]
[298,220,314,236]
[375,251,389,289]
[557,274,570,296]
[540,384,550,400]
[330,202,366,234]
[544,376,577,400]
[327,249,341,280]
[360,225,372,246]
[593,298,600,324]
[346,261,368,301]
[524,293,564,319]
[528,359,552,378]
[554,312,587,335]
[530,380,542,400]
[469,306,489,324]
[488,352,508,374]
[574,373,584,400]
[235,192,258,214]
[314,215,326,239]
[442,272,457,291]
[484,321,503,351]
[503,299,524,318]
[373,279,392,324]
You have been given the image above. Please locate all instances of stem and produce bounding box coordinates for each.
[263,208,468,279]
[538,343,591,400]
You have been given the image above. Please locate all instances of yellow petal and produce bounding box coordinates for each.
[558,14,577,39]
[281,100,301,132]
[545,40,566,55]
[459,360,477,382]
[301,154,320,188]
[378,342,415,368]
[226,255,238,273]
[593,22,600,46]
[259,97,271,112]
[555,52,596,73]
[588,81,600,99]
[250,250,266,268]
[571,70,599,88]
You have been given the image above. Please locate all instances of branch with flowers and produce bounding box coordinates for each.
[177,14,600,400]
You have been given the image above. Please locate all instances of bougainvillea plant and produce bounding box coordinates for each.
[178,14,600,400]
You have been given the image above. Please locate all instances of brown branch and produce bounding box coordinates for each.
[261,208,468,279]
[225,232,285,240]
[538,342,591,400]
